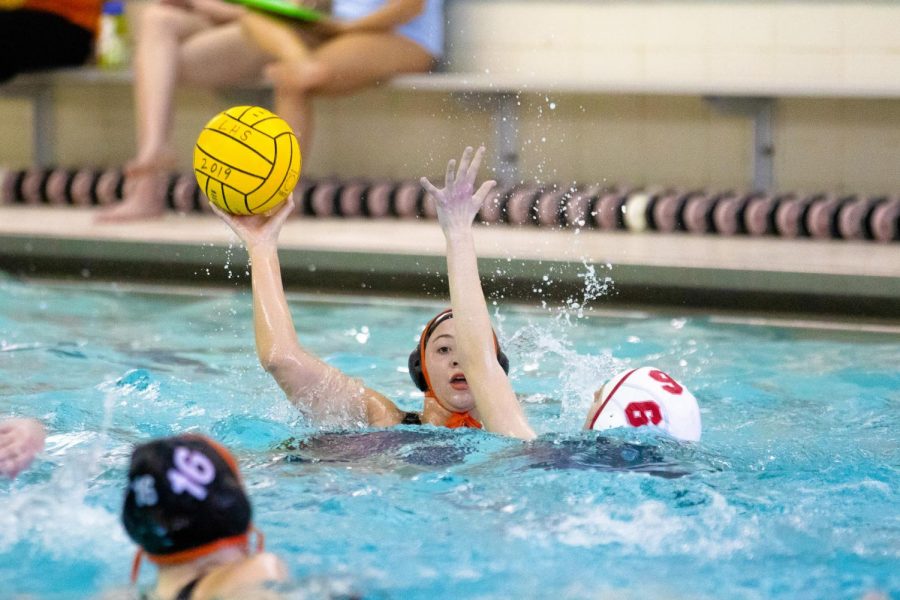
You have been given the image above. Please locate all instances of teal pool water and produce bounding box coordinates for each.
[1,275,897,599]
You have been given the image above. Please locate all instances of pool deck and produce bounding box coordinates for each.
[0,205,898,320]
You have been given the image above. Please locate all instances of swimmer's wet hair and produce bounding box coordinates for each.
[121,434,252,563]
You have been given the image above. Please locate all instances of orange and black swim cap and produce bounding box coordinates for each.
[121,434,251,564]
[407,308,509,392]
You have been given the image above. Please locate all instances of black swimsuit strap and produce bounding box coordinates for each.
[175,576,204,600]
[401,411,422,425]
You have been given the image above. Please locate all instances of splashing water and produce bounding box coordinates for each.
[497,258,618,428]
[1,277,897,600]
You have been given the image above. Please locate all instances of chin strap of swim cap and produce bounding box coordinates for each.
[445,411,483,429]
[130,549,144,584]
[424,390,483,429]
[251,526,265,553]
[130,527,264,585]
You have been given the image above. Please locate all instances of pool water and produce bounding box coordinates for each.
[1,274,897,599]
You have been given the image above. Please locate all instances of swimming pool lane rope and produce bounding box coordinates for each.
[1,166,897,242]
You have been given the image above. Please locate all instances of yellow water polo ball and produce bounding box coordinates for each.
[193,105,301,215]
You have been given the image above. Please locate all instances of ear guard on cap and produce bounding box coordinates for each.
[407,309,510,392]
[588,366,702,442]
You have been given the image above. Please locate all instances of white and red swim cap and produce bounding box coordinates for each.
[587,367,702,441]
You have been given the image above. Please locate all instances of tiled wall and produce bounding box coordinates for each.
[446,1,900,92]
[1,1,898,194]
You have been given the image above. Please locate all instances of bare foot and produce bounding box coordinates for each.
[124,150,177,178]
[265,59,328,94]
[95,170,169,223]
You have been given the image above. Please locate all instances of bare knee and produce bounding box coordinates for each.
[303,61,332,89]
[239,10,269,37]
[139,3,198,37]
[269,59,332,94]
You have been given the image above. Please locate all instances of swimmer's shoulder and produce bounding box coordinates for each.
[362,388,413,427]
[194,552,287,600]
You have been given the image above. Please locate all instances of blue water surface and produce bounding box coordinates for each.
[0,274,897,600]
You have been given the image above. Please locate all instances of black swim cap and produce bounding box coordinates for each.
[121,435,251,560]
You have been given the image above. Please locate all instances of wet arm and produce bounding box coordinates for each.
[247,237,400,424]
[445,229,536,440]
[246,241,325,393]
[214,199,399,425]
[424,148,537,440]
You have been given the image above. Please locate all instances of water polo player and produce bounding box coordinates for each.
[211,199,533,437]
[423,146,702,442]
[122,434,286,599]
[583,366,702,441]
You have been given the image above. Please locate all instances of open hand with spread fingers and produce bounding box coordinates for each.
[421,146,497,234]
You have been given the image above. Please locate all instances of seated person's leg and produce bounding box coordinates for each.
[240,10,317,65]
[127,3,214,174]
[267,32,434,154]
[179,20,271,87]
[275,32,434,95]
[98,14,269,221]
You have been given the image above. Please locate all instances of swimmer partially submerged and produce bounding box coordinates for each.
[122,434,286,600]
[212,180,533,438]
[583,366,702,441]
[422,146,702,443]
[212,146,700,443]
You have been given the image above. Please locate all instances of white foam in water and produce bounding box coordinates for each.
[0,379,133,559]
[499,259,619,428]
[0,341,42,352]
[0,432,129,561]
[291,369,370,429]
[560,260,615,322]
[509,491,759,559]
[0,381,134,594]
[99,370,161,406]
[506,321,618,425]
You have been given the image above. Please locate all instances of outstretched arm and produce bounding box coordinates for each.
[0,417,45,478]
[212,198,402,427]
[421,147,536,440]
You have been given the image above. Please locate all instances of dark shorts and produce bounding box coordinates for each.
[0,10,94,83]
